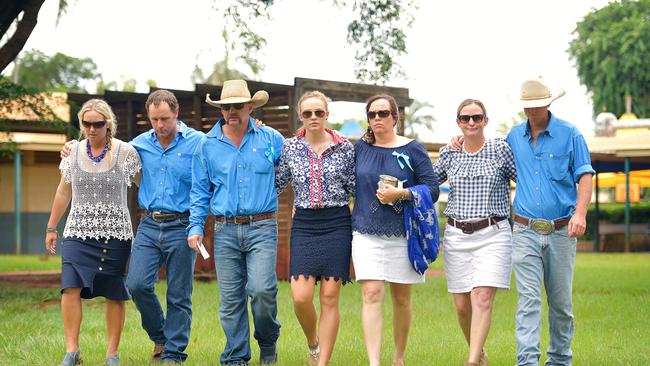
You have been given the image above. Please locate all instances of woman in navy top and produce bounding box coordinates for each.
[276,91,355,365]
[351,94,439,366]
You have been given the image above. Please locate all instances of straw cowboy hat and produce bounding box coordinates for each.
[520,76,566,108]
[205,80,269,109]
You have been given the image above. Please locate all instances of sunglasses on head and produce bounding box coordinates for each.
[81,120,107,129]
[457,114,485,123]
[301,110,326,119]
[220,103,245,111]
[367,110,391,119]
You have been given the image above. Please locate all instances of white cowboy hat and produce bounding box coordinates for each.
[205,80,269,109]
[520,76,566,108]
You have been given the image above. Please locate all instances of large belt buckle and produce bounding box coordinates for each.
[459,222,474,235]
[530,219,553,235]
[152,211,164,221]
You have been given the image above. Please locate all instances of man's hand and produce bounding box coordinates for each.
[448,135,463,150]
[254,118,265,127]
[187,234,203,254]
[60,140,78,159]
[567,214,587,238]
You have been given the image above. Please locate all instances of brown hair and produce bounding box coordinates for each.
[362,94,400,145]
[456,98,487,118]
[146,89,179,114]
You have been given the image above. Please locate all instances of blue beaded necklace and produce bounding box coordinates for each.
[86,139,109,162]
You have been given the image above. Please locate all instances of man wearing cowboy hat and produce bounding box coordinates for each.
[187,80,284,366]
[507,77,594,366]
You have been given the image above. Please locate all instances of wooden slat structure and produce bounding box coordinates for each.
[67,78,411,280]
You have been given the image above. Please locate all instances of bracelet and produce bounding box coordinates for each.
[46,227,58,234]
[401,189,409,201]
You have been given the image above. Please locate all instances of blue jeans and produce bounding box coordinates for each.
[512,222,576,366]
[214,218,281,365]
[126,216,196,362]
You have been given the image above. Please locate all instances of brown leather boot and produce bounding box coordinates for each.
[152,343,165,363]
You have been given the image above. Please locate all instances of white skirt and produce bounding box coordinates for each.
[443,220,512,293]
[351,231,425,284]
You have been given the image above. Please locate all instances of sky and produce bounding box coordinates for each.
[6,0,612,142]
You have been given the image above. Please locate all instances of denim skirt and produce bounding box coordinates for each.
[290,206,352,284]
[60,236,131,300]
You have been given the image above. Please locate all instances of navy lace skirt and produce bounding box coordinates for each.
[290,206,352,284]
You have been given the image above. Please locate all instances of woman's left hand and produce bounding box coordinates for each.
[45,232,58,254]
[376,185,402,205]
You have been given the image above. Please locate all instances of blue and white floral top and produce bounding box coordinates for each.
[275,128,355,209]
[352,139,439,237]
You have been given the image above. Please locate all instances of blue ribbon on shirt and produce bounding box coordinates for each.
[392,151,413,171]
[264,143,275,164]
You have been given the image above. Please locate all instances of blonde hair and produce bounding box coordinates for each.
[295,90,330,135]
[297,90,330,114]
[77,98,117,153]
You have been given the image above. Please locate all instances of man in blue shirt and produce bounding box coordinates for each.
[507,77,594,366]
[187,80,284,366]
[61,90,204,364]
[126,90,204,364]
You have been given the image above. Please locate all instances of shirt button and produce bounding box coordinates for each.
[239,180,243,183]
[104,239,108,244]
[99,267,103,271]
[100,258,105,262]
[103,249,107,253]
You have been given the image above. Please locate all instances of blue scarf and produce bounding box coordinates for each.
[403,185,440,275]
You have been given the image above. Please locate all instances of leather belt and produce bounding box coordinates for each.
[215,212,276,225]
[514,214,570,234]
[146,210,189,222]
[447,216,507,234]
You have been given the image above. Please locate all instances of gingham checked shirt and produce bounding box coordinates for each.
[432,138,517,220]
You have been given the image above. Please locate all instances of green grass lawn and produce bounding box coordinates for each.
[0,254,62,272]
[0,253,648,365]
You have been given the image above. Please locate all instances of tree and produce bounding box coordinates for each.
[192,28,251,85]
[0,0,70,72]
[213,0,416,84]
[495,111,525,138]
[568,0,650,117]
[14,50,100,93]
[404,99,435,138]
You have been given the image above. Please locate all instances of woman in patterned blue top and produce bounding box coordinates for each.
[432,99,517,366]
[276,91,355,366]
[352,94,439,366]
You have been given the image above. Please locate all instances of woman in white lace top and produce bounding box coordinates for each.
[45,99,141,366]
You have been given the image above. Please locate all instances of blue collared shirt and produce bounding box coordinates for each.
[188,117,284,236]
[506,112,595,220]
[131,121,204,213]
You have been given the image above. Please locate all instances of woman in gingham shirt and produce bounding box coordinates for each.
[432,99,517,366]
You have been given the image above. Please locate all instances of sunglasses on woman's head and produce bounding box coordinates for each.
[81,120,107,129]
[367,110,391,119]
[301,110,326,119]
[457,114,485,123]
[220,103,245,111]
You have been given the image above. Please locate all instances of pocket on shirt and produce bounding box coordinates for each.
[543,154,569,181]
[173,154,193,183]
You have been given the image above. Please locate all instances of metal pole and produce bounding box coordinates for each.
[14,150,22,255]
[594,160,600,252]
[624,157,631,252]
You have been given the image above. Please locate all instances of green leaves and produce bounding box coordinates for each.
[16,49,100,93]
[568,0,650,117]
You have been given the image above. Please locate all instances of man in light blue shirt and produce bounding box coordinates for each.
[507,77,594,366]
[187,80,284,366]
[127,90,204,364]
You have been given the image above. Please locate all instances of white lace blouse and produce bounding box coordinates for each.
[60,139,142,241]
